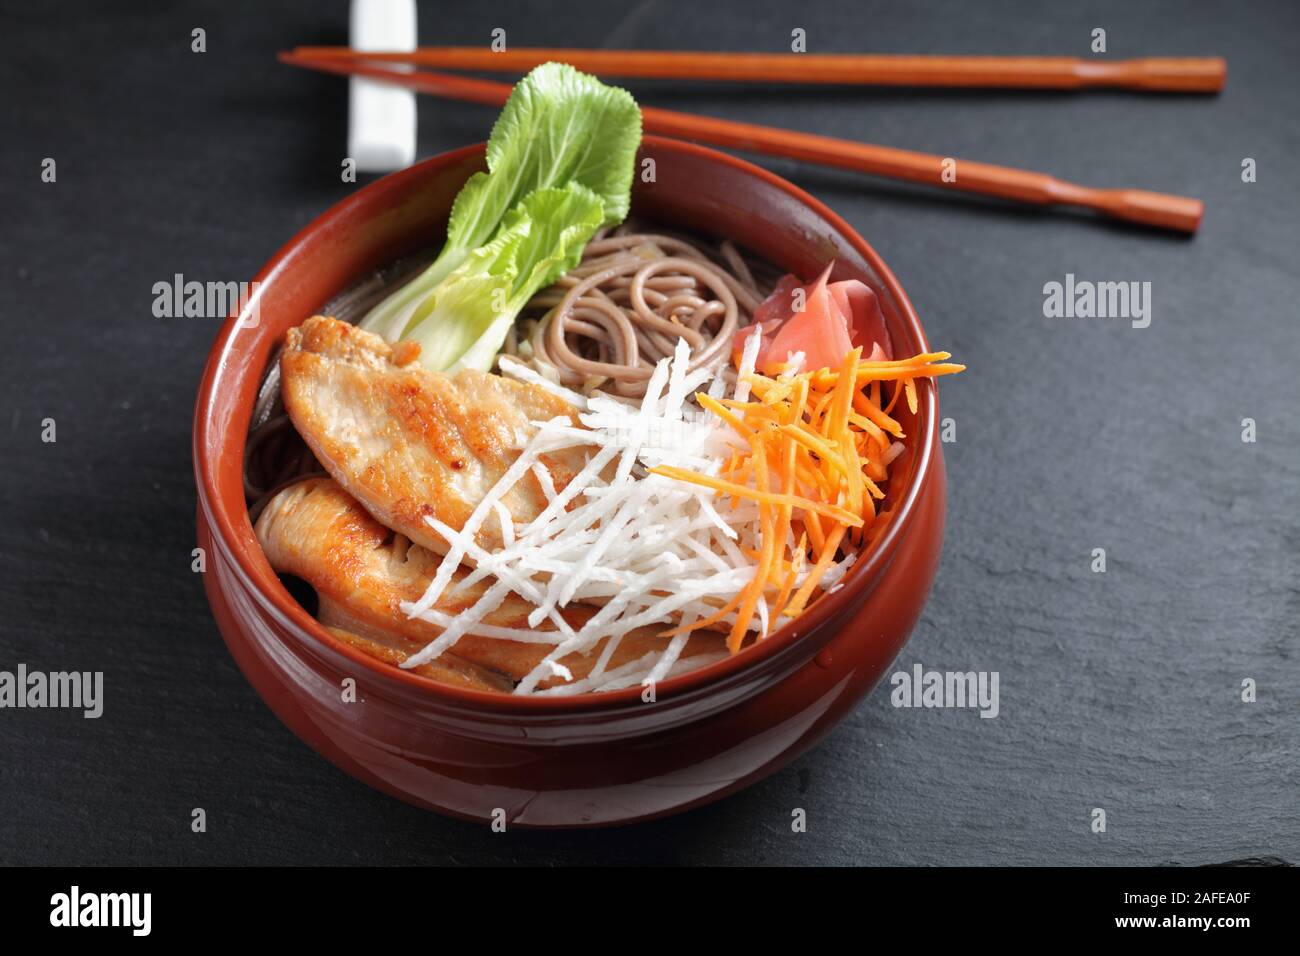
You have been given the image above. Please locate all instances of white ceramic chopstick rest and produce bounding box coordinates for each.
[347,0,417,172]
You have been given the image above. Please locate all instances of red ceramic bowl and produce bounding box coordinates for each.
[193,136,946,827]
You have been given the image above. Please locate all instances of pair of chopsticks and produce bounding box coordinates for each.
[281,47,1222,233]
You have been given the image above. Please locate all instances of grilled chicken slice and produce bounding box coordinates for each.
[279,315,590,556]
[255,478,725,691]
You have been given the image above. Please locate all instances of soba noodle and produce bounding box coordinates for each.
[507,223,775,397]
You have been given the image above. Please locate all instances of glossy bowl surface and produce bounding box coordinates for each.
[193,136,947,826]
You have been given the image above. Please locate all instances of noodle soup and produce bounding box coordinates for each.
[240,65,960,698]
[247,218,958,695]
[195,126,953,821]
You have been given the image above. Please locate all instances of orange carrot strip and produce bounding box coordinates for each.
[850,364,966,383]
[848,409,889,446]
[660,591,745,637]
[771,530,807,621]
[809,390,835,428]
[785,520,847,616]
[863,455,888,484]
[785,524,848,618]
[792,447,833,498]
[861,474,886,500]
[801,510,827,556]
[697,393,754,437]
[828,349,863,513]
[730,433,775,653]
[771,565,799,621]
[808,353,953,388]
[883,380,903,416]
[770,430,798,588]
[789,376,809,422]
[649,466,864,526]
[828,348,861,434]
[779,424,849,472]
[852,389,904,438]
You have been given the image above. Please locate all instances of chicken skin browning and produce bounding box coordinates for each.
[254,478,725,691]
[279,315,590,557]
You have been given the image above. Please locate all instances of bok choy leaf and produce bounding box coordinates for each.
[358,62,642,371]
[399,184,605,373]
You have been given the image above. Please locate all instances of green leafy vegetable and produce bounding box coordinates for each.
[401,184,605,372]
[359,63,642,370]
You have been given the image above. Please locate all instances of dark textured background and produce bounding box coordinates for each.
[1,0,1296,865]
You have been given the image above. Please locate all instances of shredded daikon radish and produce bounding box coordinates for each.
[399,337,767,690]
[496,354,588,408]
[734,326,762,403]
[530,462,557,501]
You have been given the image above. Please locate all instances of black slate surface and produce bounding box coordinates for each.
[1,0,1296,866]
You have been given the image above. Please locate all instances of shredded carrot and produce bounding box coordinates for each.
[730,432,775,652]
[784,524,848,617]
[852,389,904,438]
[803,498,828,555]
[770,531,806,621]
[770,429,797,586]
[883,380,904,416]
[697,393,752,435]
[654,344,963,652]
[649,466,863,526]
[660,590,744,638]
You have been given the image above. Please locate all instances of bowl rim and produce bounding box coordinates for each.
[193,134,937,714]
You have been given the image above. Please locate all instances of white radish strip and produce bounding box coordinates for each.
[399,605,571,644]
[583,571,750,637]
[614,357,670,483]
[690,485,738,540]
[548,562,686,652]
[661,337,692,423]
[406,440,549,617]
[586,630,624,684]
[532,652,661,697]
[530,462,557,502]
[517,444,620,540]
[401,578,512,668]
[680,534,733,575]
[710,521,751,568]
[529,423,632,449]
[515,590,638,694]
[542,659,573,682]
[734,324,761,403]
[645,604,698,685]
[497,354,588,408]
[556,480,656,607]
[821,551,858,589]
[493,501,515,547]
[420,515,562,621]
[569,649,730,696]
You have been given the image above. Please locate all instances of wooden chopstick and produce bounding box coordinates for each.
[291,46,1227,93]
[279,52,1203,233]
